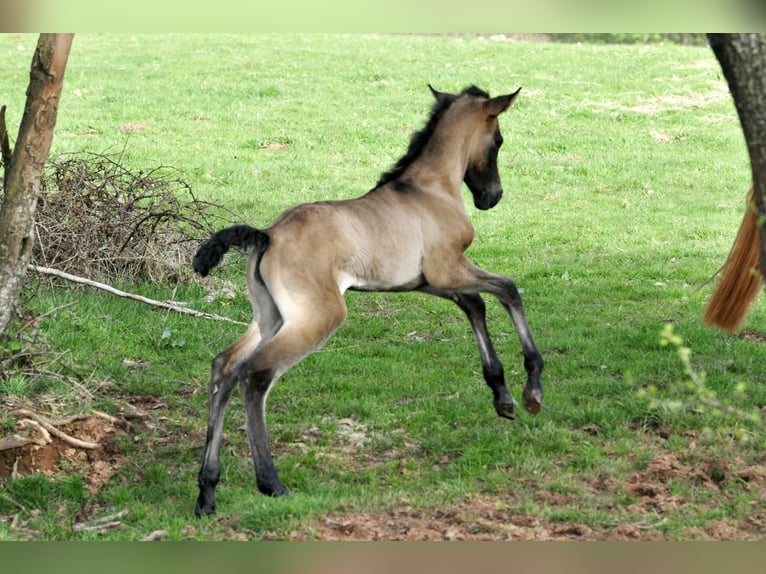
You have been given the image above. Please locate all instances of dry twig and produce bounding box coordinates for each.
[32,151,239,283]
[11,408,99,449]
[29,264,247,325]
[141,529,168,541]
[73,509,130,533]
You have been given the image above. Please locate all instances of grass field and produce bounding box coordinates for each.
[2,33,766,540]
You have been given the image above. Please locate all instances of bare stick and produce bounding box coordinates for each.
[29,264,247,326]
[0,419,53,451]
[11,408,98,449]
[0,435,38,451]
[90,410,121,425]
[15,418,52,445]
[73,509,130,532]
[141,530,168,541]
[16,300,77,338]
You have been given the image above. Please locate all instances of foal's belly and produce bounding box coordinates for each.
[337,263,426,293]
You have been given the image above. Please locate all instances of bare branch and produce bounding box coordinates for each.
[11,408,98,449]
[73,509,130,533]
[29,264,247,325]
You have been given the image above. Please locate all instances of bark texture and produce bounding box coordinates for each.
[708,33,766,279]
[0,33,73,335]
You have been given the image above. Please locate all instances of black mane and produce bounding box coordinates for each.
[376,85,490,188]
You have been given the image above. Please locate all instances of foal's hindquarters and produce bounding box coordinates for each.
[195,221,350,515]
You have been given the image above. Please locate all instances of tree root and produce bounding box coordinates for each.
[3,408,101,450]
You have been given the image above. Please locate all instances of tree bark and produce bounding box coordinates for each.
[708,33,766,279]
[0,33,73,336]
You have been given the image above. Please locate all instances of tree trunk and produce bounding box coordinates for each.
[0,33,73,336]
[708,34,766,280]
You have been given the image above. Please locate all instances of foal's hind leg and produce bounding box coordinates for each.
[195,270,281,516]
[195,323,263,516]
[238,293,347,498]
[420,288,516,419]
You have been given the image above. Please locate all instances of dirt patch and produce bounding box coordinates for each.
[591,88,730,116]
[0,411,129,494]
[3,403,766,540]
[119,122,149,134]
[276,450,766,541]
[260,141,289,151]
[624,452,760,499]
[741,331,766,344]
[276,497,610,541]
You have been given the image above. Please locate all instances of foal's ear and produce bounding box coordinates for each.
[485,87,522,117]
[428,84,453,105]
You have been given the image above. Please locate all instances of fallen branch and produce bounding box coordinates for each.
[141,529,168,541]
[29,264,247,326]
[90,410,121,425]
[11,408,98,449]
[0,434,42,451]
[0,419,51,451]
[73,509,129,533]
[1,408,122,453]
[16,301,77,338]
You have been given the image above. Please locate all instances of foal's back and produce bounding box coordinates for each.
[262,186,432,294]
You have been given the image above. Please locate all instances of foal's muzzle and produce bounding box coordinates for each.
[474,187,503,210]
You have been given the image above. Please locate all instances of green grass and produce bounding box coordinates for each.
[2,33,766,540]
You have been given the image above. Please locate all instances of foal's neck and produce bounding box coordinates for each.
[408,118,473,197]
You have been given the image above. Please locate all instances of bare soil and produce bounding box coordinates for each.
[0,412,128,495]
[3,404,766,540]
[277,451,766,541]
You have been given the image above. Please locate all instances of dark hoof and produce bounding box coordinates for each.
[194,499,215,517]
[494,399,515,420]
[523,387,543,415]
[258,482,289,497]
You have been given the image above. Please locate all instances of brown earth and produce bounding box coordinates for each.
[277,451,766,541]
[3,403,766,541]
[0,410,129,494]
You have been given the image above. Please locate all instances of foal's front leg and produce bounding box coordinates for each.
[420,287,516,419]
[478,271,544,415]
[426,258,544,416]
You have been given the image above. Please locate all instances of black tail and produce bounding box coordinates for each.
[193,225,270,277]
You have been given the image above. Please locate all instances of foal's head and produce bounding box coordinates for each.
[430,85,521,210]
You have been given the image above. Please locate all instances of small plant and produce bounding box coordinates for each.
[0,375,33,398]
[158,325,186,349]
[639,324,764,444]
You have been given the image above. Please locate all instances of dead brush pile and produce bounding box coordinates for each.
[32,151,235,283]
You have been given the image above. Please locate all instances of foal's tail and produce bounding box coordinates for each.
[702,187,762,333]
[193,225,270,277]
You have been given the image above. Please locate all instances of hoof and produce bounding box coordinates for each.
[494,399,515,420]
[194,500,215,517]
[258,482,289,497]
[523,387,543,415]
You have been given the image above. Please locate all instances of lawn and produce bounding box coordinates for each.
[1,33,765,540]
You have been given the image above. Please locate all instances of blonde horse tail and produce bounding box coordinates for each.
[702,187,762,333]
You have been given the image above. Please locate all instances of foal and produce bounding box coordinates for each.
[193,85,544,515]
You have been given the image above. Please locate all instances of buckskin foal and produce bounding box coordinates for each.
[192,84,544,516]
